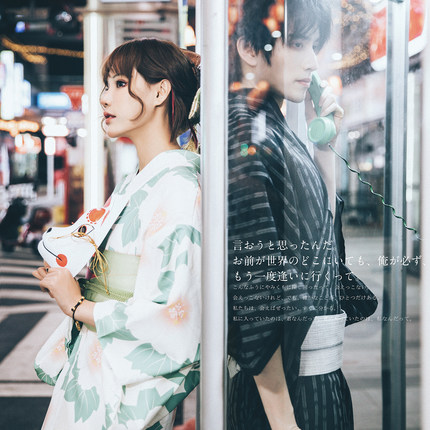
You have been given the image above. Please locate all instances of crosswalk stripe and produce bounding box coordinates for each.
[0,289,51,301]
[0,253,59,399]
[0,382,54,397]
[0,258,42,267]
[0,276,40,286]
[0,266,39,275]
[0,303,60,315]
[0,311,63,385]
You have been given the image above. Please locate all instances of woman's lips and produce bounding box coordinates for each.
[104,112,116,124]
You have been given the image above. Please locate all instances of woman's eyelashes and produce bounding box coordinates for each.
[116,79,128,88]
[103,78,128,91]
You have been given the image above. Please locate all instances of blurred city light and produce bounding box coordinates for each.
[44,137,56,156]
[42,124,69,137]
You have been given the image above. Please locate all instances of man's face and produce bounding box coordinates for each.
[255,32,320,103]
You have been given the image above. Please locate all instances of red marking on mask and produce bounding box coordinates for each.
[56,254,68,267]
[101,210,110,225]
[87,208,106,223]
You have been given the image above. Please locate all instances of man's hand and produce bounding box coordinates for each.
[253,346,301,430]
[305,80,344,145]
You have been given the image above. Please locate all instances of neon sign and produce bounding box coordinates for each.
[0,119,40,137]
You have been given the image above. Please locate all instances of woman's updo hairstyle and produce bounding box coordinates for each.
[102,38,200,150]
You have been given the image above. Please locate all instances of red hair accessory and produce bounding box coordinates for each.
[171,90,175,121]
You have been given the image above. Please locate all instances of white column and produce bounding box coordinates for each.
[83,0,105,210]
[199,0,227,429]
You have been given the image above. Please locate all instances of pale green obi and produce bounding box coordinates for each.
[82,249,139,330]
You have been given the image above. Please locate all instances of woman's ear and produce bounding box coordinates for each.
[154,79,172,106]
[236,37,258,68]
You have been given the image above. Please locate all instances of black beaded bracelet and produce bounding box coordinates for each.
[71,296,85,331]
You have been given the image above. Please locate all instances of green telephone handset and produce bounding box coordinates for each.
[306,73,420,237]
[307,72,337,145]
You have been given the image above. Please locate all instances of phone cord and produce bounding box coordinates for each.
[328,144,421,241]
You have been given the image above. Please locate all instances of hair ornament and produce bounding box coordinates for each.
[189,87,201,125]
[171,90,175,121]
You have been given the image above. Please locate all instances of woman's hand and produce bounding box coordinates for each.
[32,262,53,297]
[33,265,82,317]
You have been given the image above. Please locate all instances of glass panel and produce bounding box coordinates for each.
[225,0,421,429]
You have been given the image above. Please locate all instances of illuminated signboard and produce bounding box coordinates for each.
[0,119,40,137]
[37,92,72,110]
[1,50,15,120]
[101,0,168,2]
[370,0,426,71]
[60,85,84,110]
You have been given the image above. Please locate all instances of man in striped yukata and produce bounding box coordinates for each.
[227,0,353,429]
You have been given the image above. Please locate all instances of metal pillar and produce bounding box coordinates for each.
[420,3,430,427]
[381,1,409,429]
[83,0,105,210]
[199,0,227,429]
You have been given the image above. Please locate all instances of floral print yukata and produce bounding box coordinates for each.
[35,150,202,430]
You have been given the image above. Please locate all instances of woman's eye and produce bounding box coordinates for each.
[116,80,127,88]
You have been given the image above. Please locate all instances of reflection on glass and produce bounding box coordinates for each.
[224,0,425,428]
[225,0,422,428]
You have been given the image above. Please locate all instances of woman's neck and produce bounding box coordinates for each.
[129,112,180,171]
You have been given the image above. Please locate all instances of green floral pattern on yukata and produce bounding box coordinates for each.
[34,150,201,429]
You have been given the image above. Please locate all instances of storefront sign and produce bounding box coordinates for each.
[370,0,426,71]
[101,0,168,2]
[0,51,15,120]
[0,119,40,137]
[14,133,41,154]
[60,85,84,111]
[37,92,72,110]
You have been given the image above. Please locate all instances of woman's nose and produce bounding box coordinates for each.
[100,89,110,108]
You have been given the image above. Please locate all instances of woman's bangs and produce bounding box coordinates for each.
[102,45,135,84]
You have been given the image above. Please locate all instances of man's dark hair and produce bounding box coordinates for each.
[229,0,332,83]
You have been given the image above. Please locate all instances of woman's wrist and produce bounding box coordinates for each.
[73,299,96,328]
[71,296,86,330]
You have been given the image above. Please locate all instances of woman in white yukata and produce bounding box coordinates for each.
[32,38,201,430]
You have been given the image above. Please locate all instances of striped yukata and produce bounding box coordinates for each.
[227,90,353,430]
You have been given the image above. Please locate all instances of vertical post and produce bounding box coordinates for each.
[83,0,105,210]
[420,3,430,427]
[199,0,227,429]
[381,1,409,429]
[47,154,54,200]
[194,1,201,427]
[44,136,56,200]
[178,0,188,48]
